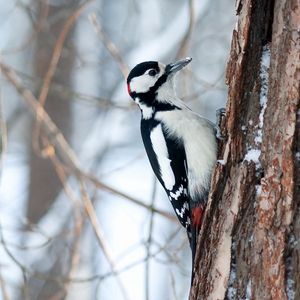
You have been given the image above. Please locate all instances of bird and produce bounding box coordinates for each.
[127,57,219,270]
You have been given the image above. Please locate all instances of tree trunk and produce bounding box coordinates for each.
[27,1,74,224]
[190,0,300,299]
[25,2,78,299]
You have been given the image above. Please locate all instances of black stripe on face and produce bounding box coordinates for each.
[152,73,168,92]
[127,61,159,84]
[130,72,169,106]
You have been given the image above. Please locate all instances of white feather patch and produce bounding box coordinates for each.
[170,185,184,200]
[175,201,189,218]
[155,109,217,200]
[140,105,153,119]
[135,97,153,119]
[130,73,156,94]
[150,124,175,191]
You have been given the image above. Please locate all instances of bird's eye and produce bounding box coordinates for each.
[148,69,157,76]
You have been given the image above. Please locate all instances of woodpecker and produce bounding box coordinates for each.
[127,57,218,265]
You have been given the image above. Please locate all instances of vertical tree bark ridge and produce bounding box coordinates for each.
[252,0,300,299]
[190,0,300,299]
[190,0,258,297]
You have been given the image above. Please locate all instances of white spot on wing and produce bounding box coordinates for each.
[170,185,183,200]
[175,202,189,218]
[155,109,217,201]
[150,124,175,191]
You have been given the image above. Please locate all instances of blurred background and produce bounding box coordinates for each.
[0,0,235,299]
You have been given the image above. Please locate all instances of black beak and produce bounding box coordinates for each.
[166,57,192,74]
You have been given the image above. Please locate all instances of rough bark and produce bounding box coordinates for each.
[190,0,300,299]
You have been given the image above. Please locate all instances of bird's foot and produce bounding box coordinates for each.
[215,108,226,140]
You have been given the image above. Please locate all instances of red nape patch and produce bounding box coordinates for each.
[191,206,204,228]
[127,83,131,95]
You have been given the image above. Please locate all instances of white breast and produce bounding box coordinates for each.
[155,109,217,200]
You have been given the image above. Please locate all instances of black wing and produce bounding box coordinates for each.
[141,119,191,237]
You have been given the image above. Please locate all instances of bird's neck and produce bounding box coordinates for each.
[156,83,188,109]
[139,101,178,120]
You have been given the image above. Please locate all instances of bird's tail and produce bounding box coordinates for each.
[190,205,204,283]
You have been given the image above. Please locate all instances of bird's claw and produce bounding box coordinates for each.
[216,108,226,124]
[215,108,226,140]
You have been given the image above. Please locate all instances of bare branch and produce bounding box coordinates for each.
[0,94,7,171]
[176,0,195,59]
[145,176,157,300]
[0,266,10,300]
[89,13,129,78]
[1,1,49,55]
[79,180,131,300]
[33,0,94,155]
[0,61,176,222]
[38,1,94,108]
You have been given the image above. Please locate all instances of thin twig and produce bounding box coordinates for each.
[83,172,176,222]
[79,180,131,300]
[170,271,180,300]
[0,91,7,170]
[34,0,94,154]
[1,1,49,55]
[0,60,176,217]
[10,67,131,109]
[0,60,81,168]
[0,225,183,288]
[176,0,195,59]
[89,13,129,78]
[0,225,30,300]
[47,153,83,300]
[145,177,157,300]
[0,266,10,300]
[38,1,94,108]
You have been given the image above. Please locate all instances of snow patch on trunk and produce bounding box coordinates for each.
[226,241,237,300]
[245,279,252,300]
[286,233,297,300]
[244,45,270,171]
[255,45,270,144]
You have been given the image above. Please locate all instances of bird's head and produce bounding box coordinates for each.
[127,57,192,106]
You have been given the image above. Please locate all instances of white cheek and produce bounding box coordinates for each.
[130,75,156,93]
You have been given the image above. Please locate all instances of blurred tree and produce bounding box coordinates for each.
[190,0,300,299]
[25,1,79,299]
[27,0,77,224]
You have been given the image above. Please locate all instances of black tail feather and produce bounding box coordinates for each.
[190,225,199,284]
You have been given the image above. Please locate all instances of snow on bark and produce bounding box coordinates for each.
[286,233,297,300]
[256,45,270,144]
[244,44,270,171]
[252,0,299,298]
[244,149,261,168]
[190,1,299,299]
[226,242,237,300]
